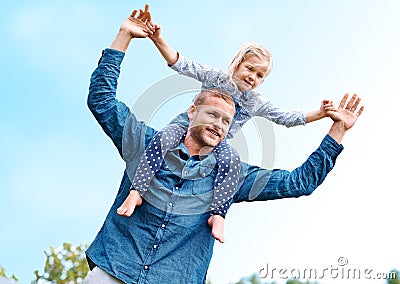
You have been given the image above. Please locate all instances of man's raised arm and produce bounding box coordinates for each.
[87,7,152,156]
[234,93,364,203]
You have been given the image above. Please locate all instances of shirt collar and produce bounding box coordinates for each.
[170,141,214,160]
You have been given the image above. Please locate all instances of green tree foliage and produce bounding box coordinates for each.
[228,273,320,284]
[286,280,318,284]
[0,266,18,281]
[32,242,89,284]
[231,273,274,284]
[228,274,322,284]
[2,245,400,284]
[233,273,261,284]
[388,269,400,284]
[226,271,400,284]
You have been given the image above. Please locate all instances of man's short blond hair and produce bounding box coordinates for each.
[192,88,235,107]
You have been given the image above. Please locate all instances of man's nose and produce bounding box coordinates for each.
[212,117,223,129]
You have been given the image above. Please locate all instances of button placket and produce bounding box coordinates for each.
[141,217,169,279]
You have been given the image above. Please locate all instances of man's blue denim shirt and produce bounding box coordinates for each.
[86,48,344,284]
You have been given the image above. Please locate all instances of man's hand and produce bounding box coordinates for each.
[328,93,364,130]
[124,4,162,41]
[132,4,162,41]
[327,93,364,144]
[110,4,152,52]
[119,5,152,39]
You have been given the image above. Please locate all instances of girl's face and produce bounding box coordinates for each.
[233,54,268,92]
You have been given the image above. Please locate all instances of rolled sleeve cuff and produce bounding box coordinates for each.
[322,134,344,157]
[98,48,125,66]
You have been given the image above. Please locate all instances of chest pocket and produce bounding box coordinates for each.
[191,166,217,195]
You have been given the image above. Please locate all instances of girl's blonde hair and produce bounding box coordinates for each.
[227,42,273,85]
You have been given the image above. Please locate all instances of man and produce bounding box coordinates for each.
[84,8,364,284]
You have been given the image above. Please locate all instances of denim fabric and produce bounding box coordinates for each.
[86,48,343,284]
[84,267,124,284]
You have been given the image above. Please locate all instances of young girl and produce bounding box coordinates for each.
[117,5,335,243]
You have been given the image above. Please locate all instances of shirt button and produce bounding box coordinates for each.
[153,245,157,249]
[238,101,243,106]
[169,202,173,207]
[161,224,166,228]
[175,186,179,190]
[144,265,149,270]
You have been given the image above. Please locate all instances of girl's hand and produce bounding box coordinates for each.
[321,99,336,117]
[145,8,162,41]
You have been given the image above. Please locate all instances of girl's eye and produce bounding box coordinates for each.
[247,66,253,71]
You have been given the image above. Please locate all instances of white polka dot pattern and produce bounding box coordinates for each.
[130,124,241,218]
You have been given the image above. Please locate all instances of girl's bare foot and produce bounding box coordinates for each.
[117,190,143,217]
[208,215,225,243]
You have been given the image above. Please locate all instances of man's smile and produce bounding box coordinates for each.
[207,127,221,138]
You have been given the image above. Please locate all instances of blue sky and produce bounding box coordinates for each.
[1,0,399,283]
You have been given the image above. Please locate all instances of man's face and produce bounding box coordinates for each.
[187,96,235,149]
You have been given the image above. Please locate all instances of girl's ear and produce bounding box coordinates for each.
[187,104,196,121]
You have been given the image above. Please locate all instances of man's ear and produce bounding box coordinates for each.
[187,104,196,121]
